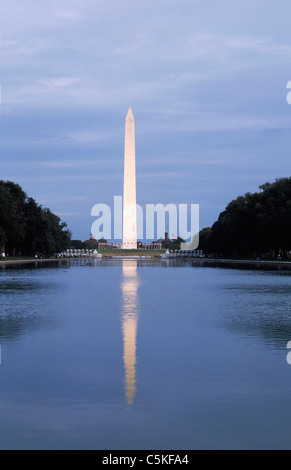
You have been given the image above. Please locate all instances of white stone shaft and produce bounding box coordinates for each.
[123,107,137,249]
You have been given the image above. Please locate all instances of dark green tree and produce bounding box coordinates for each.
[0,180,71,256]
[83,239,99,249]
[204,177,291,258]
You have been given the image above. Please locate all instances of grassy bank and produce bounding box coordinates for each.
[98,249,165,256]
[0,250,165,265]
[0,257,59,266]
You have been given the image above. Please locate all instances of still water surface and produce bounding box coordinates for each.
[1,259,291,450]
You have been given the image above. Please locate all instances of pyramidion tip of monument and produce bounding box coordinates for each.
[126,106,134,120]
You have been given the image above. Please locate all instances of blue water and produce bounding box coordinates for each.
[1,258,291,450]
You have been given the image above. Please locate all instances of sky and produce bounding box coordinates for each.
[1,0,291,241]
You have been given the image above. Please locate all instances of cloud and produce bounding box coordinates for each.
[3,76,83,106]
[2,0,291,113]
[52,9,84,21]
[34,159,111,168]
[41,77,82,89]
[227,35,291,56]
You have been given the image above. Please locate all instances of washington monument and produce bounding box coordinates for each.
[123,107,137,249]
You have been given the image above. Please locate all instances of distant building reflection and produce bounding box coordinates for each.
[121,260,139,406]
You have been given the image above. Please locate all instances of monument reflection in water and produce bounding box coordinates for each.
[121,260,139,406]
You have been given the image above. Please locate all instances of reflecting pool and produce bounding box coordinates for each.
[1,259,291,449]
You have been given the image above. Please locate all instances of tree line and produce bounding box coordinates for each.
[70,237,186,251]
[0,180,71,256]
[199,177,291,259]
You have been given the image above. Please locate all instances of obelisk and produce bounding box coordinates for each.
[123,107,137,249]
